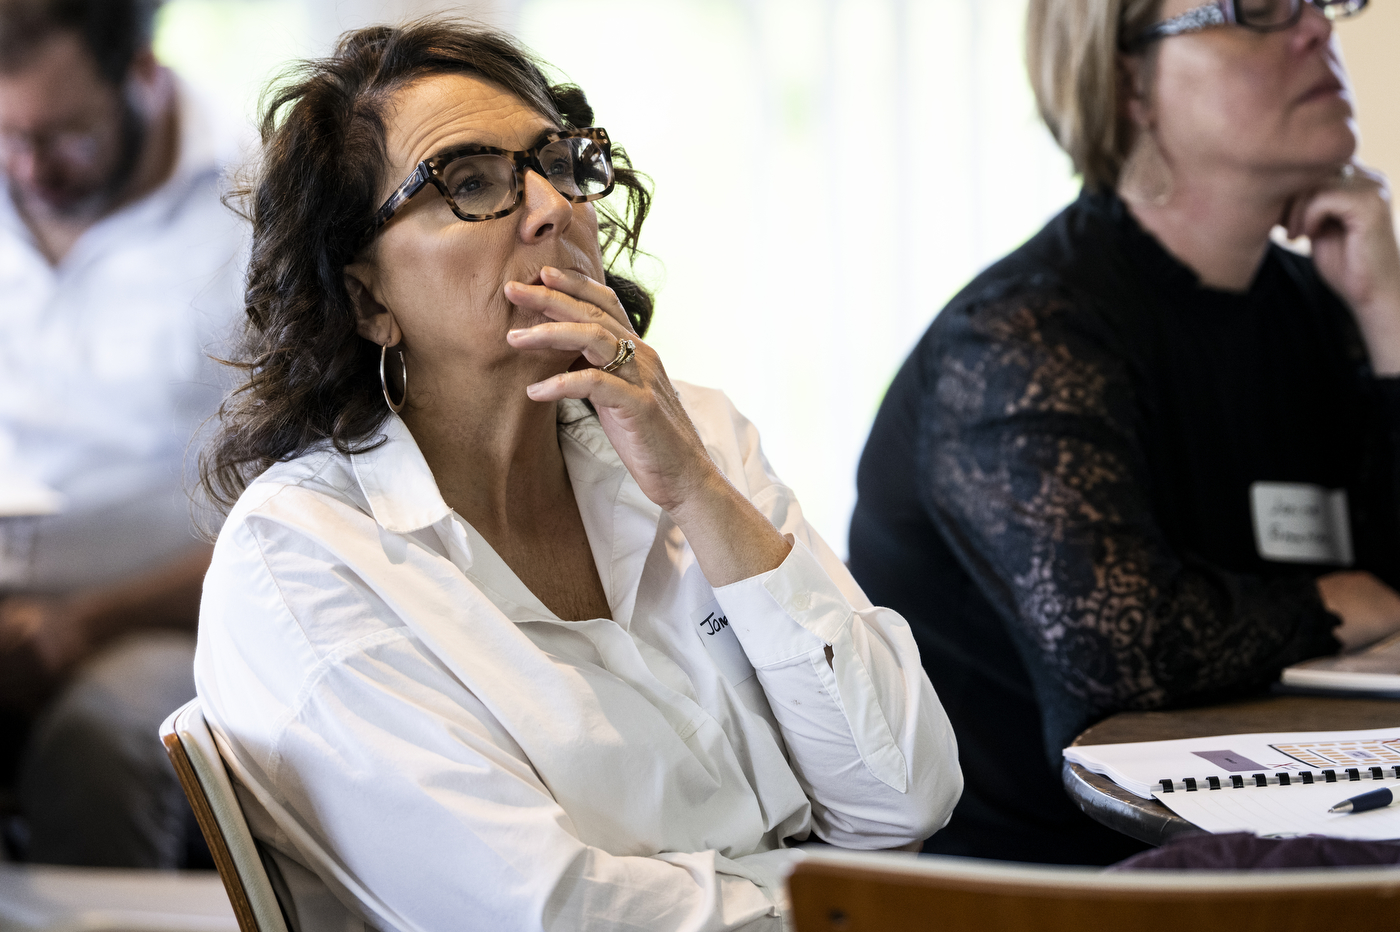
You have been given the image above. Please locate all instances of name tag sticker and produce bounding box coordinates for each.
[691,599,756,686]
[1249,482,1354,566]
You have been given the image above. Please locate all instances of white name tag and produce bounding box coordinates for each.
[691,599,756,687]
[1249,482,1354,566]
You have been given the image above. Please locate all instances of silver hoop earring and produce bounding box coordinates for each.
[380,343,407,414]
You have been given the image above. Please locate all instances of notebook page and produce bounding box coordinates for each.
[1156,779,1400,841]
[1065,726,1400,798]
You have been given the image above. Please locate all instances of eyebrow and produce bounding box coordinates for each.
[424,125,563,163]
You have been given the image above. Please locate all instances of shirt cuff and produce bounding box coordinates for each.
[712,536,851,668]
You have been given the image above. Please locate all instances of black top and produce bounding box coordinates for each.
[849,189,1400,865]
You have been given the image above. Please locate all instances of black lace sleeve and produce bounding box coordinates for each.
[920,287,1341,749]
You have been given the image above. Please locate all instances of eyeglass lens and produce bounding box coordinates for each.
[1237,0,1300,26]
[1236,0,1365,26]
[439,137,613,216]
[0,129,100,165]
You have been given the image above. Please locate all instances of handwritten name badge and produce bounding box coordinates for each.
[690,599,756,687]
[1249,481,1354,566]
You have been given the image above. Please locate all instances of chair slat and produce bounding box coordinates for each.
[161,729,263,932]
[789,851,1400,932]
[161,700,290,932]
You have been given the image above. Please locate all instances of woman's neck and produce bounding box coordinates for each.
[1120,169,1294,293]
[401,366,572,536]
[398,357,613,622]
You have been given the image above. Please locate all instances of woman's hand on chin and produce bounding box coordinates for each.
[505,266,791,587]
[1285,163,1400,376]
[504,265,713,512]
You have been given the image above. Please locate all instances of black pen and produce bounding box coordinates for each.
[1328,786,1395,815]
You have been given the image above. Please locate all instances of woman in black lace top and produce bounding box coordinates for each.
[851,0,1400,865]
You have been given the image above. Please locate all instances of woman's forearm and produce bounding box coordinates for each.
[1352,294,1400,376]
[666,472,791,589]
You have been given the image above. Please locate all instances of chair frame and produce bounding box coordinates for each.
[161,699,290,932]
[788,848,1400,932]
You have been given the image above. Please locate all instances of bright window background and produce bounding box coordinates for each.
[154,0,1395,555]
[513,0,1077,553]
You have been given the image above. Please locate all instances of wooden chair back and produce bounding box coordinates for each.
[160,699,290,932]
[788,848,1400,932]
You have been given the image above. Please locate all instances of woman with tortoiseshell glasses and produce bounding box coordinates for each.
[192,20,961,931]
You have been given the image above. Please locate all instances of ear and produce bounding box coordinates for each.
[128,46,159,84]
[1116,52,1154,129]
[121,46,164,114]
[345,263,402,347]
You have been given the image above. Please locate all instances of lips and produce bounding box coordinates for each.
[1300,74,1345,104]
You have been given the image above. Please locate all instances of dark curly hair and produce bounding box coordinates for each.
[201,20,653,511]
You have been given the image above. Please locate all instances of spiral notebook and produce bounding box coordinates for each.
[1065,726,1400,840]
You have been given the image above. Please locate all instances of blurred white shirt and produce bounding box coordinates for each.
[196,386,962,932]
[0,80,246,591]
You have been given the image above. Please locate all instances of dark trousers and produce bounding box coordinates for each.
[3,631,202,867]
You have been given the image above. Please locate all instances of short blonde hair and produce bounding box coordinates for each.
[1026,0,1162,191]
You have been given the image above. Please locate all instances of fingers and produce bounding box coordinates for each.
[1286,164,1389,241]
[507,321,631,369]
[504,266,635,334]
[526,365,639,406]
[505,266,647,374]
[541,266,636,332]
[506,266,655,409]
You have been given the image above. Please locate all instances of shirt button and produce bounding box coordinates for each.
[791,592,811,611]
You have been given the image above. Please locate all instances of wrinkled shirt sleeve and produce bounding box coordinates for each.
[702,394,963,848]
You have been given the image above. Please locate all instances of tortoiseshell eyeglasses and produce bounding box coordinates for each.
[361,127,615,246]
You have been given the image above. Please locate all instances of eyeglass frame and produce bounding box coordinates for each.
[0,126,103,166]
[361,126,615,246]
[1125,0,1368,50]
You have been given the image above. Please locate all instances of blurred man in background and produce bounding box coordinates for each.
[0,0,244,866]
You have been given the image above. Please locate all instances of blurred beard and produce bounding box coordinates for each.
[30,97,146,221]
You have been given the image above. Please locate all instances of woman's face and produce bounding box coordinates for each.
[1135,1,1357,182]
[347,73,606,386]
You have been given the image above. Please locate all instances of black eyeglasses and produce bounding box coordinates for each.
[362,127,615,245]
[1127,0,1368,49]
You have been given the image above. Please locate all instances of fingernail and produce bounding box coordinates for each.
[507,329,527,339]
[542,266,559,277]
[526,381,544,397]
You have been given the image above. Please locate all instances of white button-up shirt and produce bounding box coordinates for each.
[196,384,961,932]
[0,81,246,591]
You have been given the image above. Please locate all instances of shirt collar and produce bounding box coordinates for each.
[349,398,625,535]
[557,398,625,483]
[349,414,452,534]
[1087,187,1283,300]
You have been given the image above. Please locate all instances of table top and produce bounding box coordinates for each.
[1062,693,1400,846]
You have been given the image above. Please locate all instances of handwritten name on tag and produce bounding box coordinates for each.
[690,599,756,687]
[1249,482,1354,566]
